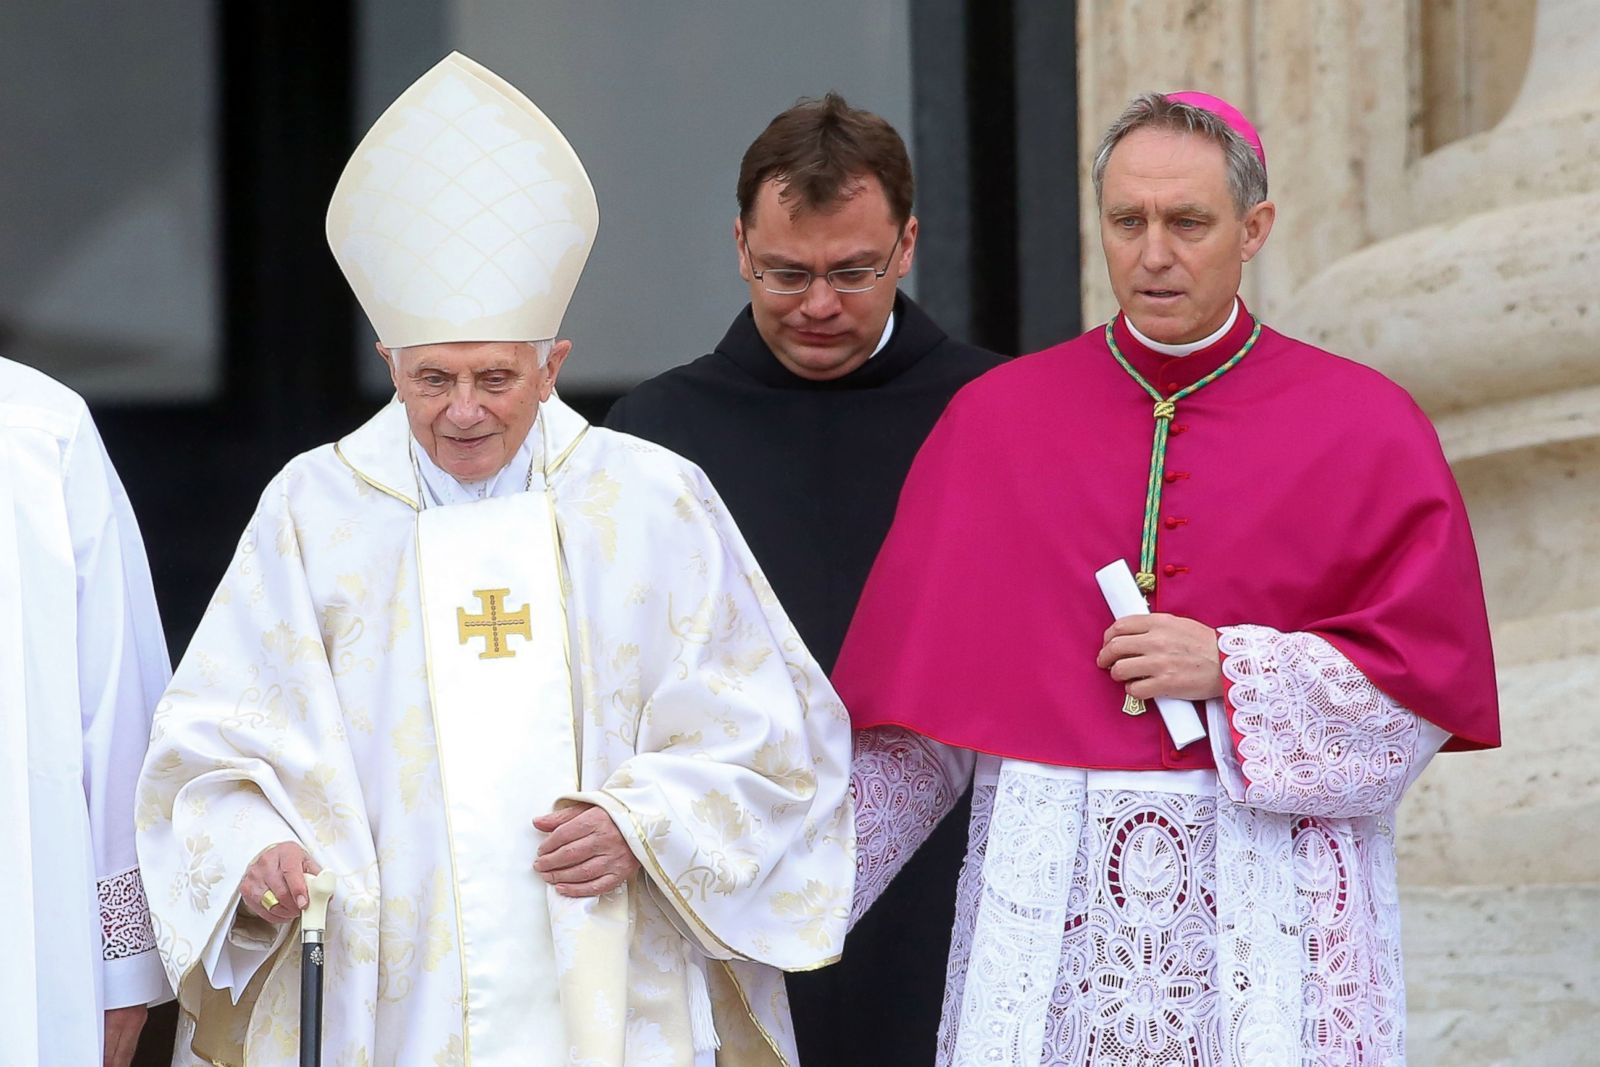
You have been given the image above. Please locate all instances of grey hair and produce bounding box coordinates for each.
[388,339,555,368]
[1091,92,1267,217]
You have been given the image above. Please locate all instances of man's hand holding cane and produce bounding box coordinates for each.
[241,842,323,924]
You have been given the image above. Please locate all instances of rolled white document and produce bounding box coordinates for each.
[1093,559,1207,749]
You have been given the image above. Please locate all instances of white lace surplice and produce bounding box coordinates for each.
[851,625,1449,1067]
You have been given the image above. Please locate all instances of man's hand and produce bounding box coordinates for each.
[103,1005,146,1067]
[239,841,322,924]
[1096,613,1224,701]
[533,803,640,898]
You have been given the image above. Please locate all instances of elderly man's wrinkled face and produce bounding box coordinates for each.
[379,340,571,482]
[1100,127,1273,345]
[735,175,917,381]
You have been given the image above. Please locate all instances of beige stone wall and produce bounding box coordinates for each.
[1078,1,1411,328]
[1077,1,1599,1062]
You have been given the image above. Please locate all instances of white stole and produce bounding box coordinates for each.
[415,483,575,1064]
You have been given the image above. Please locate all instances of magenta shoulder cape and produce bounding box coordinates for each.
[832,313,1500,769]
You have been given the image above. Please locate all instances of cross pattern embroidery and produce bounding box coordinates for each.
[456,588,532,659]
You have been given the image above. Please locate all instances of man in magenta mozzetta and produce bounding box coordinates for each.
[832,91,1500,1066]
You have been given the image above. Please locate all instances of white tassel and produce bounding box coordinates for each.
[684,944,721,1053]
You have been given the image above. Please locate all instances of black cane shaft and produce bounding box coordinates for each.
[300,938,325,1067]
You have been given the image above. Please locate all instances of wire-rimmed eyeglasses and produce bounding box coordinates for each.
[744,229,904,295]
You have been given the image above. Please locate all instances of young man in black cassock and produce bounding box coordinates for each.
[607,93,1003,1066]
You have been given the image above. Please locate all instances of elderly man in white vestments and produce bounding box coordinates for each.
[2,357,172,1066]
[135,53,853,1067]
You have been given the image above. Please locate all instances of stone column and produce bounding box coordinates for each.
[1281,3,1598,1058]
[1076,0,1412,328]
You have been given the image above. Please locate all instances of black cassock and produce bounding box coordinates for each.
[608,293,1003,1066]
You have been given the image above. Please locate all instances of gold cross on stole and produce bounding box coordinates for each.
[456,588,532,659]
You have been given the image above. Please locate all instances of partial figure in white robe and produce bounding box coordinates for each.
[1,356,172,1066]
[135,52,853,1067]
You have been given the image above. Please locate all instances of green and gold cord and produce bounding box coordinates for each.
[1105,318,1261,596]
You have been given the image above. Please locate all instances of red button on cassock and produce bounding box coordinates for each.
[1164,471,1188,484]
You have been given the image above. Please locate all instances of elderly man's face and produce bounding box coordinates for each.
[379,340,571,482]
[1100,127,1273,344]
[734,175,917,381]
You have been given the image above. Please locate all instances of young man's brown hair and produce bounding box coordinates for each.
[736,92,914,227]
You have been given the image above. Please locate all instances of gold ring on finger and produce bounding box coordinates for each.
[260,889,280,910]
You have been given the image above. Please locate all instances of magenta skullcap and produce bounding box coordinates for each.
[1166,91,1266,171]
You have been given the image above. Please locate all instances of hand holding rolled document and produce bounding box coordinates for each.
[1093,560,1207,749]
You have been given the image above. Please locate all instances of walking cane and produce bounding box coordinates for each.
[300,870,338,1067]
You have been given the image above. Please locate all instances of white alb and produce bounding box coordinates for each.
[1,357,172,1066]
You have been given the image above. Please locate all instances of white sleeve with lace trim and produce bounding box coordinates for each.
[98,867,168,1007]
[1210,624,1449,818]
[850,727,974,927]
[66,410,173,1008]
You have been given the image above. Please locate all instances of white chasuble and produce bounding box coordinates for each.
[138,396,853,1067]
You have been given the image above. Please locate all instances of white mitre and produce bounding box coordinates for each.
[326,52,598,346]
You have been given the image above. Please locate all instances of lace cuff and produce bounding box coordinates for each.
[850,727,971,926]
[1217,625,1435,818]
[99,866,158,960]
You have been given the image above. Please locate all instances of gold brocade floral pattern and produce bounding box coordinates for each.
[262,620,323,666]
[563,432,853,995]
[669,594,773,701]
[273,508,301,561]
[139,407,851,1066]
[571,467,622,561]
[246,951,301,1059]
[338,862,382,970]
[432,1034,464,1067]
[578,623,645,747]
[753,734,817,800]
[135,744,185,832]
[377,870,453,1002]
[770,880,846,952]
[175,833,224,911]
[292,764,359,848]
[683,790,765,897]
[390,707,438,812]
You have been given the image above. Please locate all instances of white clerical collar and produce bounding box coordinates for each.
[1125,299,1240,358]
[411,428,537,508]
[868,310,896,360]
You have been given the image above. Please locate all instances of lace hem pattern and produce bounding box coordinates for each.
[859,629,1429,1066]
[850,727,967,925]
[99,866,158,960]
